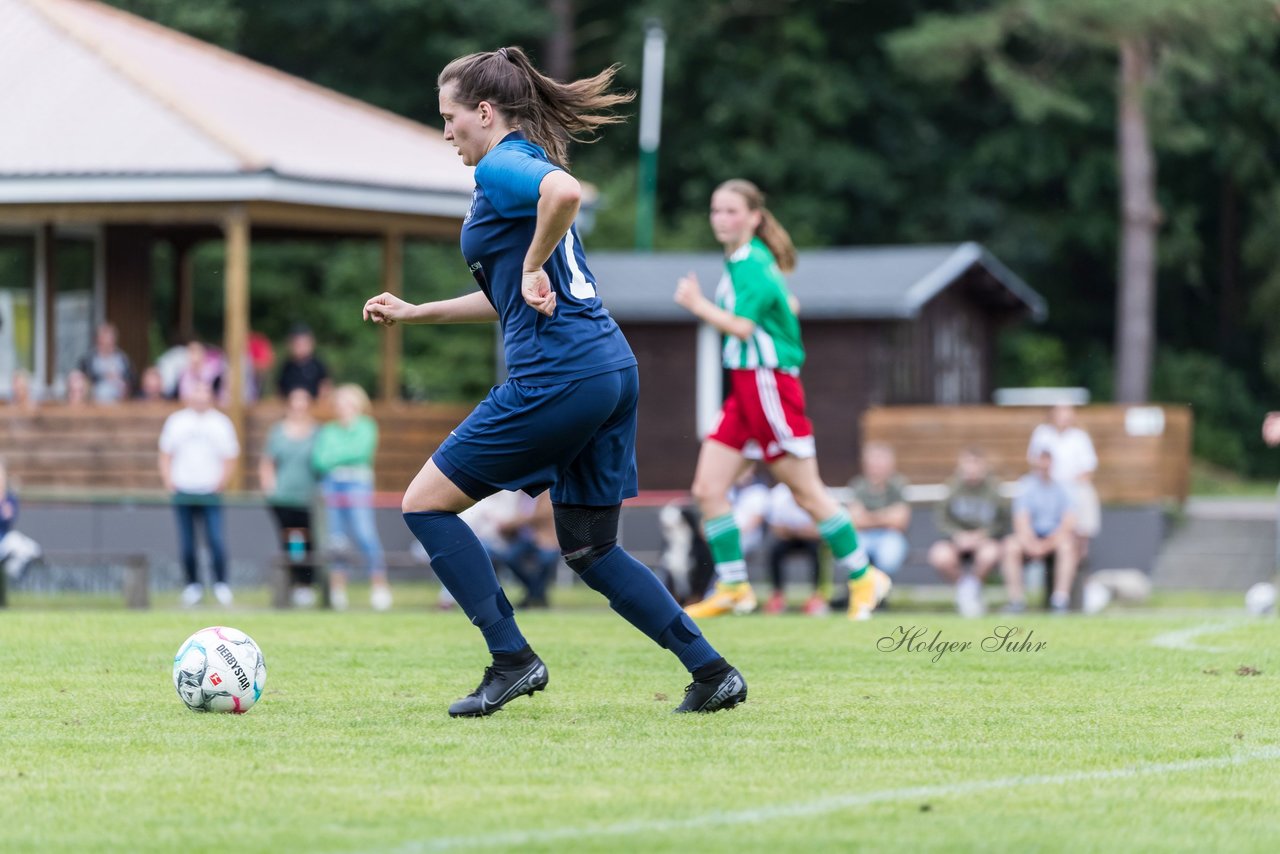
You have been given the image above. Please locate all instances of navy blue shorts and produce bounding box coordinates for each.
[433,366,639,506]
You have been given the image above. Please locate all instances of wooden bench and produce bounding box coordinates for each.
[862,404,1192,505]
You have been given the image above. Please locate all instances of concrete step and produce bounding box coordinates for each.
[1154,511,1277,589]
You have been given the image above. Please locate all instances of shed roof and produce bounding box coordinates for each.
[590,242,1047,322]
[0,0,473,218]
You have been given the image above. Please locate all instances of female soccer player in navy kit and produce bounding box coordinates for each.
[674,180,892,620]
[363,47,745,717]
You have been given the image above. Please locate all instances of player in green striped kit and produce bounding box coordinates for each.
[674,179,891,620]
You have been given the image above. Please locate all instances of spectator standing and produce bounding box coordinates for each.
[842,442,911,607]
[1028,403,1100,560]
[928,448,1007,617]
[313,383,391,610]
[78,322,133,403]
[1001,447,1077,614]
[764,482,828,616]
[158,379,240,607]
[278,324,330,399]
[259,388,320,607]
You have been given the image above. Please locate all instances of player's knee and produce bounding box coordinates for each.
[688,476,722,510]
[553,503,621,575]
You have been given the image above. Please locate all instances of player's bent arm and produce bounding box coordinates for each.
[415,291,499,324]
[690,300,756,341]
[523,171,582,272]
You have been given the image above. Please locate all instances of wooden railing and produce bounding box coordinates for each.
[1,402,1194,505]
[861,405,1192,504]
[1,401,471,495]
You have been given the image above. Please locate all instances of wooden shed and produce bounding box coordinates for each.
[588,243,1047,489]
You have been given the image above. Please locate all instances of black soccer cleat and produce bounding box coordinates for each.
[673,666,747,714]
[448,656,549,718]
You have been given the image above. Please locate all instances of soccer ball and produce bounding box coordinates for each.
[172,626,267,713]
[1244,582,1277,617]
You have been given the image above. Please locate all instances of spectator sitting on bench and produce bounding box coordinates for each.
[838,442,910,608]
[1001,446,1077,614]
[928,447,1007,618]
[765,481,828,616]
[491,491,561,609]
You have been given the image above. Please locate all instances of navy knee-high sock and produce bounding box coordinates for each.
[403,511,527,655]
[578,546,719,673]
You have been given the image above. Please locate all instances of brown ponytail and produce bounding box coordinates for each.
[438,46,634,168]
[716,179,797,273]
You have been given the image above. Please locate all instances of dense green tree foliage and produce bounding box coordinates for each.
[107,0,1280,475]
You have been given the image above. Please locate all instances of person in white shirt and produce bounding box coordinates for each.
[158,379,240,607]
[1027,403,1100,559]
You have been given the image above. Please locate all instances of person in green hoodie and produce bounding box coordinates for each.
[313,383,391,611]
[928,447,1007,618]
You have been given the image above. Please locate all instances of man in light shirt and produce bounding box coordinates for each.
[159,379,240,607]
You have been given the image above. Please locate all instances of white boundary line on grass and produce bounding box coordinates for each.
[389,746,1280,852]
[1149,621,1243,652]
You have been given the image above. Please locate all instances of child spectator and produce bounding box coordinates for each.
[260,388,320,607]
[64,369,91,408]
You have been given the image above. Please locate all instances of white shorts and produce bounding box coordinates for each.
[1070,481,1101,538]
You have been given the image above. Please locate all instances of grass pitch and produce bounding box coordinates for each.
[2,585,1279,853]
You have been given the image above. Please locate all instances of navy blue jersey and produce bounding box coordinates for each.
[461,132,636,385]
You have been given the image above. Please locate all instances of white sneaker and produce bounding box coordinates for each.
[956,573,985,618]
[180,583,203,608]
[291,586,318,608]
[330,586,349,611]
[213,583,234,607]
[370,585,393,612]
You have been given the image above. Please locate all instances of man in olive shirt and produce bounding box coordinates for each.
[928,448,1007,617]
[838,442,910,608]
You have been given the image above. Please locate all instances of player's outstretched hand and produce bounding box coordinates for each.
[674,273,705,312]
[364,292,412,326]
[522,269,557,317]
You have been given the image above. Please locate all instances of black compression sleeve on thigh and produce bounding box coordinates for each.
[553,503,620,574]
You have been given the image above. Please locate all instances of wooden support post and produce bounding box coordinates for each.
[173,239,196,342]
[40,224,57,386]
[380,231,404,402]
[222,207,250,490]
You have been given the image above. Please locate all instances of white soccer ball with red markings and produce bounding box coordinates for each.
[173,626,267,713]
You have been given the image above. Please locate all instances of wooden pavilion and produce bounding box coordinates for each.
[0,0,473,484]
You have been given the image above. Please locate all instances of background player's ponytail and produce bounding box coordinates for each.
[717,179,797,273]
[438,46,633,167]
